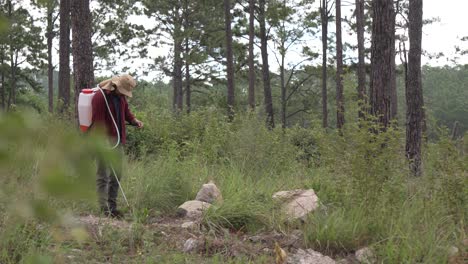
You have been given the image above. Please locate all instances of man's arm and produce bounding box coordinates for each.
[124,98,143,128]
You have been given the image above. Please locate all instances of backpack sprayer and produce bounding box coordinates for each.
[78,87,131,209]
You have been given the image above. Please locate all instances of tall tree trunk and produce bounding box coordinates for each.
[390,7,397,120]
[406,0,423,176]
[356,0,366,119]
[59,0,71,113]
[224,0,235,121]
[321,0,328,128]
[280,44,286,129]
[335,0,345,130]
[1,49,4,110]
[259,0,274,129]
[47,4,54,113]
[184,0,191,114]
[6,0,13,111]
[173,15,183,112]
[248,0,255,110]
[185,39,191,114]
[71,0,94,121]
[7,51,17,110]
[370,0,394,130]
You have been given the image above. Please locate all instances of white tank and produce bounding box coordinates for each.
[78,88,98,132]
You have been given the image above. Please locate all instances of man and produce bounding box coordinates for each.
[91,74,143,218]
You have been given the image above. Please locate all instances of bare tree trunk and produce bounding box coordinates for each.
[406,0,423,176]
[336,0,345,130]
[184,0,191,114]
[390,7,397,120]
[356,0,366,119]
[47,4,54,113]
[0,49,4,110]
[370,0,395,130]
[172,15,183,112]
[280,45,286,129]
[71,0,94,121]
[6,0,14,111]
[248,0,255,110]
[224,0,235,121]
[7,51,17,110]
[185,39,191,114]
[59,0,71,113]
[259,0,274,129]
[321,0,328,128]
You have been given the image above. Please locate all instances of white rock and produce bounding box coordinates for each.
[355,247,375,264]
[183,238,198,253]
[195,182,223,204]
[181,221,197,229]
[273,189,319,220]
[447,246,459,257]
[177,200,211,218]
[287,249,336,264]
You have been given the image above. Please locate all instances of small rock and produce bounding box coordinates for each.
[183,238,198,253]
[273,189,319,220]
[463,238,468,247]
[291,229,303,238]
[355,247,375,264]
[181,221,197,229]
[249,235,264,243]
[195,181,223,204]
[177,200,212,218]
[447,246,459,257]
[287,248,336,264]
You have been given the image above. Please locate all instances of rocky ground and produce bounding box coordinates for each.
[67,182,390,264]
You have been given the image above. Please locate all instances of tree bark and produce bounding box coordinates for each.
[370,0,395,130]
[47,3,54,113]
[184,0,191,114]
[248,0,255,110]
[280,42,286,129]
[173,14,183,112]
[259,0,274,129]
[59,0,71,113]
[335,0,345,130]
[406,0,423,176]
[224,0,235,121]
[184,40,191,114]
[356,0,366,119]
[390,6,397,120]
[321,0,328,128]
[1,49,4,110]
[7,51,17,110]
[71,0,94,120]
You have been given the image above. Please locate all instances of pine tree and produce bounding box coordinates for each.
[406,0,423,176]
[71,0,94,119]
[58,0,70,112]
[370,0,395,129]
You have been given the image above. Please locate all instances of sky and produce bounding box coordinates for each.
[29,0,468,81]
[123,0,468,81]
[421,0,468,65]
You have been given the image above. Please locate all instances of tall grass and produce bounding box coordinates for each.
[0,110,466,263]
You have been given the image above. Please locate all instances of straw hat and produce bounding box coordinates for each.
[99,74,137,97]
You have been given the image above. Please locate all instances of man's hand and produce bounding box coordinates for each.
[134,119,144,128]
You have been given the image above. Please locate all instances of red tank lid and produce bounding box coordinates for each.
[81,89,94,94]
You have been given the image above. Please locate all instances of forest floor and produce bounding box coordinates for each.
[66,213,346,264]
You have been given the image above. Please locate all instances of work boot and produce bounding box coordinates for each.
[108,209,124,219]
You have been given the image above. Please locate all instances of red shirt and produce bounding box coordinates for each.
[91,90,136,145]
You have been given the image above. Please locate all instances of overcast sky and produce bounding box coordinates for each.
[85,0,468,80]
[421,0,468,65]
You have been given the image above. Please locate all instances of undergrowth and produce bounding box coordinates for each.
[0,110,466,263]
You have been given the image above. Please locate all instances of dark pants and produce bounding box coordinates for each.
[96,148,123,212]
